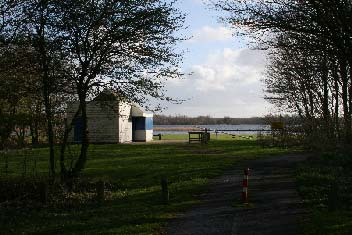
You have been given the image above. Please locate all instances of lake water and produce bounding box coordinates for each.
[154,124,270,135]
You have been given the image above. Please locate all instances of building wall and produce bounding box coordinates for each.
[145,130,153,142]
[118,102,132,143]
[133,130,153,142]
[67,101,133,143]
[66,100,152,143]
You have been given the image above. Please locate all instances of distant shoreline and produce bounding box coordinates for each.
[154,126,203,131]
[153,115,265,126]
[154,124,269,133]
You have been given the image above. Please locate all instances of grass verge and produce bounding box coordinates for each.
[1,137,293,234]
[297,153,352,235]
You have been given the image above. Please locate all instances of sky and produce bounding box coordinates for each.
[156,0,273,118]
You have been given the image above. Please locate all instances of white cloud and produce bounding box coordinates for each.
[158,48,271,117]
[189,48,267,92]
[188,26,234,43]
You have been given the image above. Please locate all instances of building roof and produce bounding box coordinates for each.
[93,89,127,102]
[132,105,153,118]
[93,90,153,118]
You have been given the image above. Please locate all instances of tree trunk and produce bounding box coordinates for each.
[60,104,81,178]
[322,56,331,138]
[43,73,56,177]
[72,95,89,175]
[339,58,351,143]
[333,66,340,141]
[348,58,352,144]
[30,123,39,146]
[38,0,55,177]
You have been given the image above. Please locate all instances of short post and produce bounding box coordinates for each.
[96,180,105,205]
[161,177,169,204]
[39,182,48,204]
[202,128,208,144]
[242,168,250,204]
[4,154,8,175]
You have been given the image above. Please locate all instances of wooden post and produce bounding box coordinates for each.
[161,177,169,204]
[4,154,8,175]
[96,181,105,205]
[242,168,250,204]
[39,182,48,204]
[203,128,208,144]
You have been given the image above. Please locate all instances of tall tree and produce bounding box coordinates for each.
[56,0,185,176]
[215,0,352,148]
[1,0,72,175]
[1,0,185,177]
[0,40,40,148]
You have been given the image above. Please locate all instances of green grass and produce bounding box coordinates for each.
[301,211,352,235]
[297,153,352,235]
[0,137,293,234]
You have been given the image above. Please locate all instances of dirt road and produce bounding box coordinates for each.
[167,154,308,235]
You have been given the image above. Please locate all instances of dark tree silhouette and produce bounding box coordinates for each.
[215,0,352,149]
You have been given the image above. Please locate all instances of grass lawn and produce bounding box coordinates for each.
[297,153,352,235]
[1,136,293,234]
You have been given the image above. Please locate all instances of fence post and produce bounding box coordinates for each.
[96,180,105,205]
[242,168,250,204]
[202,128,208,144]
[161,177,169,204]
[39,182,48,204]
[4,154,8,176]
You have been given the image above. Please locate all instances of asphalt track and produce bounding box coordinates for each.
[167,154,308,235]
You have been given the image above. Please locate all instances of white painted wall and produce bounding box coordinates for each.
[145,130,153,142]
[118,102,132,143]
[133,130,153,142]
[66,99,152,143]
[67,101,124,143]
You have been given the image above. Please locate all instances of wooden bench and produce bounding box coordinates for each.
[153,134,162,140]
[188,131,210,144]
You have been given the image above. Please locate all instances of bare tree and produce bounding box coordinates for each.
[54,0,185,177]
[215,0,352,149]
[1,0,185,177]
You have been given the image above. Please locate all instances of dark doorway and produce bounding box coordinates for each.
[132,117,145,141]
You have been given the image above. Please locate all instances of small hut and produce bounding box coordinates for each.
[66,91,153,143]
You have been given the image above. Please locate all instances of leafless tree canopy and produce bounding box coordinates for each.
[216,0,352,150]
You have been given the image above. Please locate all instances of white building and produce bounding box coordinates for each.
[66,92,153,143]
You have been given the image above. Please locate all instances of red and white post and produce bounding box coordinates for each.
[242,168,250,204]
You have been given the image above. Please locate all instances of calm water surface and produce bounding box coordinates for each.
[154,124,270,135]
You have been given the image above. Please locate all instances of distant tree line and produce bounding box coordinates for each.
[154,115,265,125]
[216,0,352,151]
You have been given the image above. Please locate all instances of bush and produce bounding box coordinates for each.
[297,153,352,210]
[0,177,115,209]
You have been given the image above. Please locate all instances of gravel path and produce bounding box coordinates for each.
[167,154,308,235]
